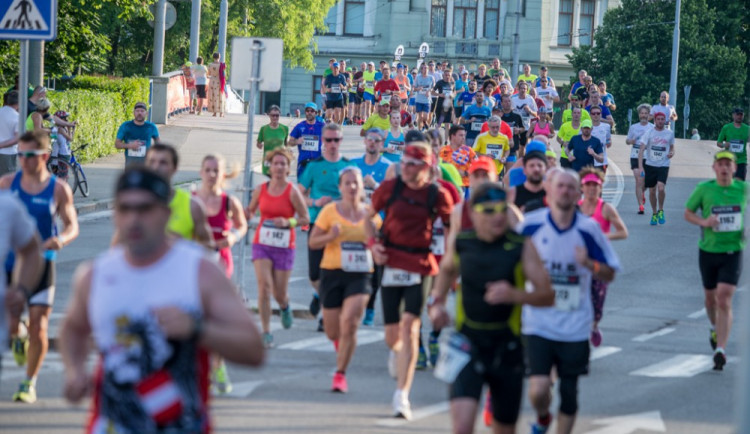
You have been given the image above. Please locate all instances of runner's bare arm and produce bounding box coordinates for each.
[7,233,43,317]
[60,262,94,404]
[384,163,397,180]
[244,186,262,219]
[198,259,264,366]
[48,181,79,250]
[519,239,554,306]
[575,245,616,282]
[290,184,311,227]
[228,195,248,244]
[684,207,718,229]
[603,203,628,241]
[190,197,216,249]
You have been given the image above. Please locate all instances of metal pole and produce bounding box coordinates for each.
[27,41,44,87]
[668,0,680,110]
[236,40,264,299]
[218,0,229,60]
[152,0,167,76]
[18,41,29,135]
[511,0,521,85]
[739,216,750,431]
[189,0,201,63]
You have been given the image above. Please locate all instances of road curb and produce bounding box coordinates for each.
[75,199,114,215]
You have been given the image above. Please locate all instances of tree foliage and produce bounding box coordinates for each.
[566,0,748,139]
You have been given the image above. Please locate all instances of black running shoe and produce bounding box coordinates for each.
[317,318,325,332]
[310,295,321,317]
[713,351,726,371]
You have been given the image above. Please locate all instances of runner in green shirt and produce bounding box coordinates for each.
[717,107,750,180]
[257,106,289,176]
[684,150,747,371]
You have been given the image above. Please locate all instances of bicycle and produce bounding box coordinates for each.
[47,143,89,197]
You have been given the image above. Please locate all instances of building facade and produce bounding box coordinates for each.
[273,0,620,115]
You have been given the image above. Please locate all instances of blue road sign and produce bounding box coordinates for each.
[0,0,57,41]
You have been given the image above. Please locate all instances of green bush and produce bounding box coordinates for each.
[67,75,150,116]
[48,89,126,163]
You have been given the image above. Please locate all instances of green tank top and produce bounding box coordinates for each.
[363,71,376,94]
[454,230,526,336]
[167,189,195,240]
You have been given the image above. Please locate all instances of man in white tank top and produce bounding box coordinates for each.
[60,167,264,433]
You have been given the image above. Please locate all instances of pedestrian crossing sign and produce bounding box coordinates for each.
[0,0,57,41]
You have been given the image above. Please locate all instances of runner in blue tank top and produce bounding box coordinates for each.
[0,131,78,404]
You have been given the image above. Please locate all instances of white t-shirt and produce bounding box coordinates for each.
[0,192,36,348]
[521,209,621,342]
[0,106,19,156]
[591,123,611,166]
[639,127,675,168]
[650,104,676,128]
[626,122,653,159]
[535,87,559,111]
[192,64,208,85]
[511,94,537,129]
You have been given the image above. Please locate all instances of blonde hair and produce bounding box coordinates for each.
[265,148,293,176]
[201,153,240,188]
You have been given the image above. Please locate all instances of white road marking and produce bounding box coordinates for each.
[601,160,624,208]
[590,346,622,361]
[687,308,706,319]
[629,354,725,378]
[632,327,676,342]
[585,410,666,434]
[224,380,264,398]
[278,330,384,352]
[375,401,451,427]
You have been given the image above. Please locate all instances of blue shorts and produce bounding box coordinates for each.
[408,97,416,106]
[363,92,375,102]
[416,102,430,113]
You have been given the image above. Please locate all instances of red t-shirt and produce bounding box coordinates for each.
[400,110,413,127]
[371,178,454,276]
[374,79,401,101]
[480,119,514,143]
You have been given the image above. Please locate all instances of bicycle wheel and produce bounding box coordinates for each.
[74,164,89,197]
[49,158,76,194]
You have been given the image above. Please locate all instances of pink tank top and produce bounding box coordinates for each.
[533,121,551,137]
[579,198,611,233]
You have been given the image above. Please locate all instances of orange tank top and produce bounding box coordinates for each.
[253,182,297,248]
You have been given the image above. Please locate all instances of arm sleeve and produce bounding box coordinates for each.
[436,188,455,226]
[151,124,160,139]
[299,164,313,189]
[717,126,726,143]
[257,126,265,143]
[370,180,390,213]
[290,124,301,139]
[116,123,127,140]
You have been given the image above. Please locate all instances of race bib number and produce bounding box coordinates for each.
[650,145,667,161]
[388,141,405,154]
[729,140,744,154]
[330,84,341,94]
[301,135,319,152]
[258,221,291,248]
[713,205,742,232]
[382,266,421,287]
[128,142,147,157]
[443,90,452,97]
[421,88,431,96]
[486,144,503,160]
[365,80,374,89]
[382,94,392,103]
[434,332,472,384]
[398,84,405,91]
[471,122,483,131]
[340,242,373,273]
[551,275,581,312]
[430,226,445,256]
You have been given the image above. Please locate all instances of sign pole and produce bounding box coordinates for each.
[236,40,264,299]
[18,40,29,135]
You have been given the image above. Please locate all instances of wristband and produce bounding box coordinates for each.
[288,217,298,228]
[592,260,601,275]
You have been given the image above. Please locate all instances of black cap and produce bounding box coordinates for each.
[523,151,548,165]
[405,129,426,144]
[733,107,744,114]
[540,66,548,71]
[134,102,148,111]
[116,167,170,203]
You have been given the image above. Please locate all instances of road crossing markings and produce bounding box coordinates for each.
[601,160,624,207]
[687,308,706,319]
[278,329,384,352]
[629,354,726,378]
[375,401,450,427]
[590,346,621,361]
[584,410,666,434]
[632,327,676,342]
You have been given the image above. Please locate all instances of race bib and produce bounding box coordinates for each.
[365,80,374,89]
[301,135,319,152]
[128,142,147,158]
[421,88,431,96]
[471,122,483,131]
[340,241,373,273]
[630,141,641,158]
[430,226,445,256]
[551,275,581,312]
[258,221,291,248]
[650,145,667,162]
[729,140,744,154]
[486,144,503,160]
[713,205,742,232]
[434,332,472,384]
[331,84,341,94]
[382,94,392,103]
[388,141,405,154]
[382,266,421,287]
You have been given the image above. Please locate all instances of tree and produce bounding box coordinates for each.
[567,0,747,139]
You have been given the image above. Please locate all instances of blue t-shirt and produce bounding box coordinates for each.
[462,104,492,120]
[454,80,468,107]
[116,120,159,160]
[567,135,603,172]
[585,104,612,119]
[351,156,391,183]
[299,157,356,223]
[382,131,405,163]
[374,72,383,81]
[459,90,476,107]
[290,120,326,177]
[325,74,347,101]
[600,93,615,107]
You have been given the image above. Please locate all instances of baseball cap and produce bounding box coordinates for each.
[653,111,666,118]
[405,129,426,144]
[185,61,193,67]
[379,99,390,106]
[733,107,744,114]
[305,102,318,111]
[368,61,375,66]
[581,119,593,128]
[523,140,548,164]
[526,141,546,154]
[54,110,69,119]
[397,63,405,69]
[715,150,737,162]
[546,149,557,159]
[469,156,497,176]
[461,70,469,75]
[134,102,148,111]
[332,62,340,67]
[540,66,548,71]
[346,67,352,71]
[581,173,602,185]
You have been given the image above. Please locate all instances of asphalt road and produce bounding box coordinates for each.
[0,123,745,433]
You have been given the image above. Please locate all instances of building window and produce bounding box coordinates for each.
[410,0,425,11]
[456,42,477,55]
[557,0,574,46]
[312,76,324,110]
[433,41,446,53]
[344,0,365,35]
[431,0,447,37]
[454,0,477,39]
[484,0,500,39]
[322,4,337,35]
[488,44,500,56]
[579,0,595,45]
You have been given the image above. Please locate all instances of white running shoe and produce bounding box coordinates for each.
[392,389,412,420]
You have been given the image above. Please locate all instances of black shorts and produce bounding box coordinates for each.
[560,157,571,169]
[630,158,639,170]
[195,84,207,98]
[435,105,453,124]
[327,99,344,109]
[6,259,56,307]
[644,165,669,188]
[450,334,525,424]
[735,163,747,181]
[319,269,371,308]
[519,131,529,148]
[307,229,324,282]
[699,249,743,289]
[380,276,433,324]
[349,93,361,105]
[454,106,463,119]
[524,335,589,377]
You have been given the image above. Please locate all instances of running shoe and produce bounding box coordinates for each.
[12,380,36,403]
[650,214,658,226]
[362,308,375,326]
[590,329,603,347]
[710,329,718,351]
[262,332,274,349]
[713,350,727,371]
[388,350,397,379]
[12,336,28,367]
[317,318,325,332]
[331,372,348,393]
[428,335,440,367]
[416,346,428,370]
[531,422,550,434]
[657,209,665,225]
[212,363,233,394]
[392,390,412,420]
[638,204,644,215]
[482,392,492,427]
[281,305,293,329]
[309,295,321,317]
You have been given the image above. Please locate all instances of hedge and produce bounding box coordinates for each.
[47,89,127,163]
[66,76,150,116]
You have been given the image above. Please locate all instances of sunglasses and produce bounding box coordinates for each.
[269,114,280,118]
[324,137,342,143]
[367,137,384,142]
[18,150,47,158]
[473,203,507,215]
[400,157,426,167]
[116,201,161,214]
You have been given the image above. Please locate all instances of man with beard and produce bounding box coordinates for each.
[508,142,547,211]
[115,102,161,167]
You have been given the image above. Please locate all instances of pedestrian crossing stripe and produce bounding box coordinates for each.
[1,0,48,31]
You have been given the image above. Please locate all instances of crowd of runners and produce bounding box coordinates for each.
[0,58,747,434]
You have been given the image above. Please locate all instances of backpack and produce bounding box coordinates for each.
[380,176,440,254]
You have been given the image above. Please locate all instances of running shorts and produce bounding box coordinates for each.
[630,158,639,170]
[252,244,295,271]
[644,165,669,188]
[524,335,589,377]
[363,93,375,103]
[327,99,344,109]
[319,269,371,309]
[415,103,430,113]
[195,84,207,99]
[380,276,433,324]
[349,93,362,105]
[307,228,324,282]
[6,260,56,307]
[735,163,747,181]
[699,249,742,289]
